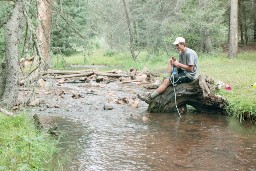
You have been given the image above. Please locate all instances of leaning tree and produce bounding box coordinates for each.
[0,0,24,108]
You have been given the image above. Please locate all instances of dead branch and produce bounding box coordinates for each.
[95,72,129,78]
[45,72,95,79]
[43,69,94,75]
[0,108,14,116]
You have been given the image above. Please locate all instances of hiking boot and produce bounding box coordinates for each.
[137,93,152,104]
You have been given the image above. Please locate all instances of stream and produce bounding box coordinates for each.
[31,80,256,171]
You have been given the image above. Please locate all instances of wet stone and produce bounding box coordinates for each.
[103,104,114,110]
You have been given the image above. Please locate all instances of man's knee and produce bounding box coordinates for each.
[163,78,170,86]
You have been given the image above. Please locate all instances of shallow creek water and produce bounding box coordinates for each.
[33,81,256,171]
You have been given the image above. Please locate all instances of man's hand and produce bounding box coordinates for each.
[173,60,179,67]
[173,60,194,71]
[169,57,176,65]
[168,58,173,65]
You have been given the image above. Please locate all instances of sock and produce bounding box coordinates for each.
[150,90,160,98]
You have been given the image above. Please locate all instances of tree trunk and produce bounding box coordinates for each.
[242,2,248,45]
[240,23,244,45]
[121,0,136,61]
[0,63,5,98]
[200,32,212,53]
[147,75,228,115]
[254,18,256,42]
[205,36,212,53]
[228,0,238,58]
[199,1,212,53]
[37,0,52,71]
[239,0,244,45]
[0,0,24,108]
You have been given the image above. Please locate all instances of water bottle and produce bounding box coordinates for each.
[173,67,177,75]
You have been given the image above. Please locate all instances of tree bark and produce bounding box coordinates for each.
[199,1,212,53]
[0,0,24,108]
[0,63,5,98]
[242,2,248,44]
[201,29,212,53]
[254,18,256,42]
[239,0,244,45]
[228,0,238,58]
[147,75,228,115]
[37,0,52,71]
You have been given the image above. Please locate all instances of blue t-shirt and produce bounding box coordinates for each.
[178,48,199,79]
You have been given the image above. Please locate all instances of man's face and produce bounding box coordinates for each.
[175,43,185,51]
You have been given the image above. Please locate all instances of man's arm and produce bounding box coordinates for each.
[166,58,174,73]
[174,62,194,71]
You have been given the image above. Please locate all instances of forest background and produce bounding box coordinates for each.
[0,0,256,169]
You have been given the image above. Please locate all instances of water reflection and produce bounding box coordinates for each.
[50,112,256,171]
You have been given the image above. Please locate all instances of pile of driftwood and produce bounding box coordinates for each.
[42,68,156,85]
[16,68,157,110]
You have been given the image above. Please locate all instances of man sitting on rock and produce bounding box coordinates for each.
[138,37,199,103]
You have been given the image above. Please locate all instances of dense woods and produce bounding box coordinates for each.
[0,0,256,107]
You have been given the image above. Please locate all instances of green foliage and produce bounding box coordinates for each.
[226,99,256,122]
[170,0,227,51]
[0,2,14,59]
[103,50,116,57]
[51,0,90,55]
[51,29,75,55]
[51,53,74,70]
[0,29,4,60]
[49,0,254,59]
[0,113,59,170]
[0,1,14,28]
[85,0,230,58]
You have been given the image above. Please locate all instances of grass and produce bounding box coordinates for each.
[199,52,256,121]
[51,49,177,71]
[51,49,256,122]
[0,113,61,170]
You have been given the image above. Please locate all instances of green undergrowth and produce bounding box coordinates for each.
[52,50,256,122]
[199,52,256,122]
[51,50,176,71]
[0,113,61,171]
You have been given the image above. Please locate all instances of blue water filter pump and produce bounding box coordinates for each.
[173,67,177,75]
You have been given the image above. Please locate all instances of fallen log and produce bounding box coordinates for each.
[0,108,14,116]
[95,72,129,78]
[43,69,94,75]
[147,75,228,114]
[45,72,95,79]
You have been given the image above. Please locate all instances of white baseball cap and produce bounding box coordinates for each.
[172,37,185,45]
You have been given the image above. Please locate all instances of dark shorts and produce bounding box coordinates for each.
[168,71,194,84]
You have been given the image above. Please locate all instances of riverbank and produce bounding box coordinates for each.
[0,113,60,170]
[200,52,256,122]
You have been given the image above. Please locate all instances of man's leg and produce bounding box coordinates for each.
[138,78,170,103]
[170,71,193,85]
[151,78,170,98]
